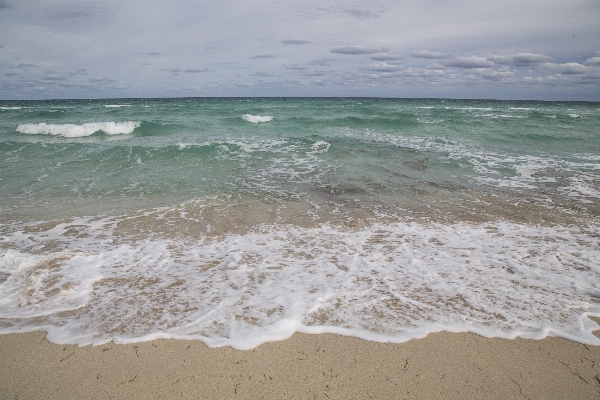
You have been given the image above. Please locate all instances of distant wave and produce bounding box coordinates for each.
[0,107,22,110]
[242,114,273,123]
[103,104,131,108]
[17,121,141,137]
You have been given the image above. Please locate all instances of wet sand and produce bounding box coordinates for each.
[1,322,599,399]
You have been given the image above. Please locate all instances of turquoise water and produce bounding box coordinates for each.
[1,98,599,348]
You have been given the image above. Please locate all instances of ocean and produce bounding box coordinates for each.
[0,97,599,349]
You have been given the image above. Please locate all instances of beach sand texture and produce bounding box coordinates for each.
[2,324,599,400]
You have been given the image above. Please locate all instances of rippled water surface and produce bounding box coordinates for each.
[1,98,599,348]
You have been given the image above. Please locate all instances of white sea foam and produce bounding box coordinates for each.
[16,121,141,137]
[0,214,599,349]
[103,104,131,108]
[309,141,331,153]
[0,107,22,110]
[417,118,444,124]
[0,249,104,318]
[497,114,527,118]
[242,114,274,123]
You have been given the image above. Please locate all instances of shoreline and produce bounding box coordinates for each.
[2,324,599,399]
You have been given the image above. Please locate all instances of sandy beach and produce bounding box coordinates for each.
[2,0,600,397]
[2,320,599,400]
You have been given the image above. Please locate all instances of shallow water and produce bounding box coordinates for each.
[1,98,599,348]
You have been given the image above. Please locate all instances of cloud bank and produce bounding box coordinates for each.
[0,0,598,100]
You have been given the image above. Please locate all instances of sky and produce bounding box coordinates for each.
[1,0,599,100]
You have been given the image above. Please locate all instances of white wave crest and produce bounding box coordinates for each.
[0,107,22,110]
[103,104,131,108]
[242,114,273,123]
[16,121,141,137]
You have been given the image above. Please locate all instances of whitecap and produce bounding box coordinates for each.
[309,141,331,153]
[242,114,274,123]
[0,107,22,110]
[103,105,131,108]
[16,121,141,137]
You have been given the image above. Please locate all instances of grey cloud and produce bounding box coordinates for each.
[542,62,590,75]
[337,7,383,20]
[253,72,277,77]
[296,10,320,20]
[309,58,335,67]
[488,53,550,66]
[330,46,388,55]
[584,57,600,66]
[523,77,545,83]
[281,40,311,45]
[444,57,494,69]
[402,68,446,78]
[543,70,600,86]
[89,77,117,83]
[300,70,334,77]
[43,75,67,81]
[68,69,87,76]
[2,0,599,100]
[411,50,451,59]
[368,62,403,72]
[467,68,515,81]
[370,54,403,62]
[16,63,40,69]
[250,54,275,59]
[50,11,92,19]
[317,5,388,20]
[161,68,181,75]
[0,45,4,49]
[285,64,308,70]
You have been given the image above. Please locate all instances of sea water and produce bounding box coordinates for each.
[0,98,599,349]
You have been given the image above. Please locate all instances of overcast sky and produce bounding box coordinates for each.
[1,0,599,100]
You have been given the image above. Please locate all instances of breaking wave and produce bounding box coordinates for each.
[16,121,141,137]
[242,114,273,123]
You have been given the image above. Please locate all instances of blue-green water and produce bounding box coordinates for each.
[1,98,599,348]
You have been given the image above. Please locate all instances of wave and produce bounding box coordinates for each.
[103,105,131,108]
[0,216,599,348]
[0,107,22,110]
[242,114,273,123]
[16,121,141,137]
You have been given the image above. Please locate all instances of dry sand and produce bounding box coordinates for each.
[2,323,600,400]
